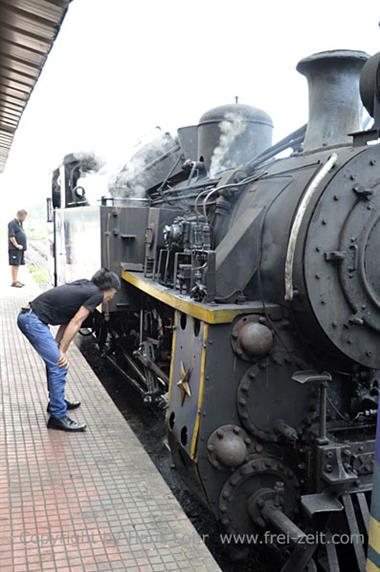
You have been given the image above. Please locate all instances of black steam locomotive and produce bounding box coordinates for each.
[48,50,380,571]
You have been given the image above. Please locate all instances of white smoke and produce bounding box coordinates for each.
[76,171,109,205]
[108,131,177,198]
[71,130,179,203]
[73,151,108,205]
[209,112,247,179]
[74,151,104,174]
[108,152,148,198]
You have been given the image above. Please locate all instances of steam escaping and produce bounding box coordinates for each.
[108,132,178,198]
[74,152,108,205]
[71,130,181,205]
[108,151,148,199]
[74,151,105,175]
[209,112,247,179]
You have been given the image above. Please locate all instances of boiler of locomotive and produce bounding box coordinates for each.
[213,49,380,370]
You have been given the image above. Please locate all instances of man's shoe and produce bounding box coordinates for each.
[47,415,86,432]
[11,282,23,288]
[16,281,25,287]
[47,399,81,413]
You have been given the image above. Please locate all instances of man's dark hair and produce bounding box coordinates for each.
[91,269,121,291]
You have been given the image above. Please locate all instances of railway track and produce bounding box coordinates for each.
[26,240,50,288]
[27,239,49,263]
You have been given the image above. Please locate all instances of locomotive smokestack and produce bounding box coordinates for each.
[297,50,369,152]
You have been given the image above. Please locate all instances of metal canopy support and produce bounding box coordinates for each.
[0,0,72,172]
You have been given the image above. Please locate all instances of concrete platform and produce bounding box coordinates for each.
[0,246,221,572]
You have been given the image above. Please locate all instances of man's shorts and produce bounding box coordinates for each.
[9,250,25,266]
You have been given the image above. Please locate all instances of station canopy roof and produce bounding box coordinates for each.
[0,0,71,172]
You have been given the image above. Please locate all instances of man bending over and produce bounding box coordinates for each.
[17,269,120,432]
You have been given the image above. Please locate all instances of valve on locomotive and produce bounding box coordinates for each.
[163,217,211,252]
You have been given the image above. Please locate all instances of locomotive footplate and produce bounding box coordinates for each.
[121,269,282,324]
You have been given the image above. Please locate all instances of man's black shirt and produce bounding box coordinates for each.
[8,218,27,251]
[31,279,103,325]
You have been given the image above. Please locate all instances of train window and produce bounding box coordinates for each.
[193,318,200,337]
[168,412,175,430]
[180,426,188,446]
[180,313,187,330]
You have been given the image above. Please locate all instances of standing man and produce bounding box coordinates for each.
[17,269,121,432]
[8,209,28,287]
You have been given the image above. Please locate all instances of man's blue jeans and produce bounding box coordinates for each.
[17,310,67,419]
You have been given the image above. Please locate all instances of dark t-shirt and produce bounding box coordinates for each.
[31,279,103,325]
[8,218,27,251]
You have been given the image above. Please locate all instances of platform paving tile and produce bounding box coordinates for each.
[0,269,221,572]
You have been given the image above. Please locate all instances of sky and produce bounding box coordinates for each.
[1,0,380,225]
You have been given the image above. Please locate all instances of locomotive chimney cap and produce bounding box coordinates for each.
[296,49,369,73]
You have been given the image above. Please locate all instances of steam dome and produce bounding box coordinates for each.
[197,103,273,176]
